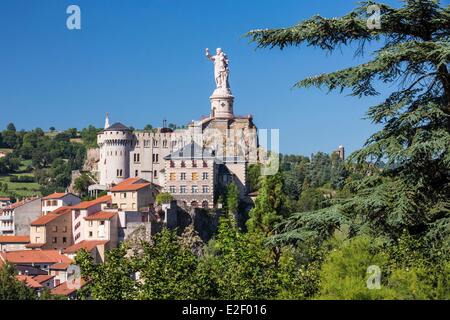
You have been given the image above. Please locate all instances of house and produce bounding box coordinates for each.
[0,249,72,272]
[163,142,216,209]
[0,197,11,209]
[0,235,30,251]
[16,275,44,294]
[32,274,56,289]
[16,274,56,296]
[49,262,72,286]
[41,193,81,215]
[110,178,158,211]
[27,207,73,251]
[0,197,42,236]
[71,195,111,244]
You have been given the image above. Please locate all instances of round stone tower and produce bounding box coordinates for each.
[97,120,133,186]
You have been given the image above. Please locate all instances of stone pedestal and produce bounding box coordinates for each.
[210,88,234,119]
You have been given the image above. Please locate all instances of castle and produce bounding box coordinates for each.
[92,48,259,208]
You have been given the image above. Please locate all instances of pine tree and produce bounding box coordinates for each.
[248,0,450,249]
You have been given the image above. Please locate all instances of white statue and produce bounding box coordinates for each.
[205,48,230,90]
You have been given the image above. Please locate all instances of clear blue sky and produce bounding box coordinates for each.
[0,0,415,155]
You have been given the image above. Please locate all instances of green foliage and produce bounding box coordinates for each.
[247,173,286,235]
[315,235,450,300]
[0,263,36,300]
[155,192,173,205]
[225,182,239,217]
[247,164,261,192]
[73,173,92,197]
[202,217,280,299]
[137,228,209,299]
[248,0,450,250]
[75,247,138,300]
[80,125,100,148]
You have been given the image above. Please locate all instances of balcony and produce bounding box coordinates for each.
[0,225,14,232]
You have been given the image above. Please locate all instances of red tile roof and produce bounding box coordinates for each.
[31,207,71,226]
[84,211,117,221]
[51,279,87,296]
[0,250,72,265]
[110,178,151,192]
[71,195,111,209]
[49,262,71,270]
[33,274,55,284]
[42,192,67,200]
[0,236,30,244]
[16,275,43,289]
[64,240,109,254]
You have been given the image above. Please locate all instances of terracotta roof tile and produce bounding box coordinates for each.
[33,275,55,284]
[0,236,30,244]
[51,279,87,296]
[71,195,111,209]
[64,240,109,254]
[16,275,43,289]
[31,207,71,226]
[42,192,67,200]
[0,250,72,265]
[84,211,117,221]
[49,262,71,270]
[110,178,151,192]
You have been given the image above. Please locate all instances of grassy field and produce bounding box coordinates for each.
[0,159,41,198]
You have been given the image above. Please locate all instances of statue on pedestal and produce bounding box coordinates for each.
[205,48,230,92]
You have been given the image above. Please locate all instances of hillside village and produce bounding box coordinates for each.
[0,48,268,298]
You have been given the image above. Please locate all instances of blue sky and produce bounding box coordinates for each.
[0,0,417,155]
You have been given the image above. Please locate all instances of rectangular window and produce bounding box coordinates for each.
[153,139,158,147]
[52,226,57,232]
[122,193,127,199]
[169,173,176,181]
[192,185,198,194]
[62,237,67,244]
[202,172,208,180]
[52,237,57,244]
[154,170,158,178]
[202,186,209,193]
[89,221,93,227]
[163,140,168,148]
[180,186,187,194]
[180,173,186,180]
[135,170,139,177]
[63,226,67,233]
[192,172,199,181]
[169,186,176,193]
[89,231,93,238]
